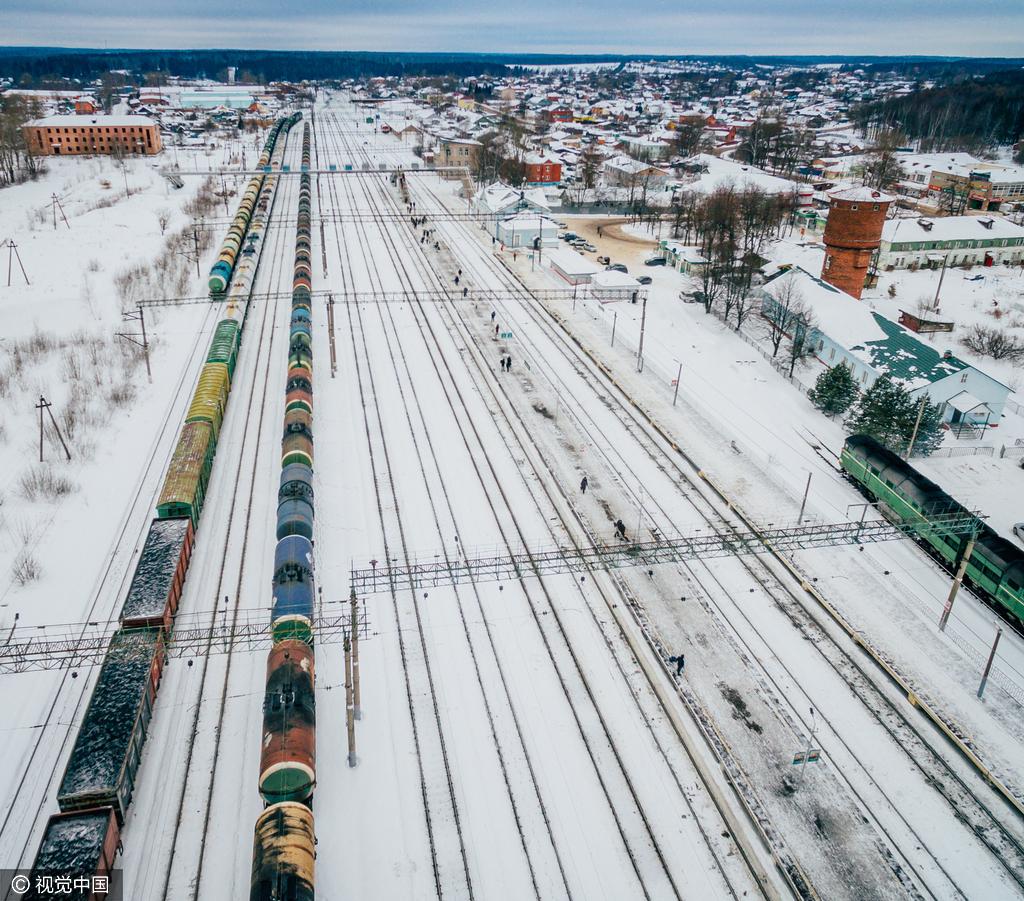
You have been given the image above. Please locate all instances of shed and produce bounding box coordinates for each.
[591,269,643,304]
[548,248,601,285]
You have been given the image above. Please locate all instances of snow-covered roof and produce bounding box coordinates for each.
[681,153,797,196]
[762,266,887,347]
[28,114,157,127]
[882,215,1024,246]
[548,248,601,275]
[499,213,558,232]
[828,186,895,203]
[591,269,641,289]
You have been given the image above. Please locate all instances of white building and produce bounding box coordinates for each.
[878,215,1024,269]
[495,213,559,249]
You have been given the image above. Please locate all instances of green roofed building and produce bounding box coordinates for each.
[759,265,1011,432]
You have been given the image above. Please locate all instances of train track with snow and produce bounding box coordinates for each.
[405,172,1024,897]
[321,104,773,901]
[148,126,301,901]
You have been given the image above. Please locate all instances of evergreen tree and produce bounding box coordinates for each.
[905,397,945,457]
[845,375,944,456]
[807,363,859,417]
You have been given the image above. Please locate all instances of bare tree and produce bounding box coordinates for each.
[961,325,1024,361]
[787,307,818,377]
[156,208,171,235]
[762,273,807,357]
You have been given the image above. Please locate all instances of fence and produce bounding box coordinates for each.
[913,445,996,460]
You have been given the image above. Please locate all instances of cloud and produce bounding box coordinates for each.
[2,0,1022,55]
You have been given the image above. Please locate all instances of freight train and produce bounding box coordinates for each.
[841,434,1024,625]
[249,121,317,901]
[23,113,301,901]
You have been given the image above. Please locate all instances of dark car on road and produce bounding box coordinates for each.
[605,263,628,273]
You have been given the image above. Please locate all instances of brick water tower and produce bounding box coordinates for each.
[820,186,894,299]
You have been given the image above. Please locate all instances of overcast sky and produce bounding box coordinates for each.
[2,0,1023,56]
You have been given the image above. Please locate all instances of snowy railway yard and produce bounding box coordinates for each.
[1,93,1023,901]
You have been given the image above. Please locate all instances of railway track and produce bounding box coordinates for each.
[146,126,302,901]
[404,172,1024,896]
[320,103,765,900]
[320,110,476,900]
[0,289,223,896]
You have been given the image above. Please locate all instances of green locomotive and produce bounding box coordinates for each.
[841,434,1024,625]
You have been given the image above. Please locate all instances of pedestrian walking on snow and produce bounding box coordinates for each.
[454,275,460,286]
[491,311,496,322]
[668,654,685,676]
[580,476,588,494]
[495,324,500,337]
[463,287,468,298]
[614,519,627,541]
[505,355,512,372]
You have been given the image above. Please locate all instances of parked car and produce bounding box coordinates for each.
[636,275,653,285]
[596,255,610,265]
[606,263,628,273]
[645,256,667,266]
[680,290,704,304]
[582,243,597,252]
[561,232,579,242]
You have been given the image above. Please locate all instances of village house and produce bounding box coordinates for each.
[759,266,1011,430]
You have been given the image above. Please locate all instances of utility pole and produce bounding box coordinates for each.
[939,535,976,631]
[116,307,152,381]
[50,194,70,230]
[977,627,1003,699]
[905,394,928,458]
[798,472,813,524]
[327,295,337,377]
[636,292,648,372]
[932,254,949,311]
[193,229,202,279]
[35,396,71,462]
[5,239,30,287]
[611,310,617,347]
[351,590,361,719]
[344,635,357,767]
[672,361,682,406]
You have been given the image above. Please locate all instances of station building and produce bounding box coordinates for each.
[23,115,162,156]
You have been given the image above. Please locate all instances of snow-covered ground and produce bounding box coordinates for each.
[4,95,1024,901]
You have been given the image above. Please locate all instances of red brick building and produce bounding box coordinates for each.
[525,153,562,185]
[821,187,894,299]
[23,115,162,156]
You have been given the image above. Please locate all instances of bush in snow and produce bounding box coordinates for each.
[961,325,1024,362]
[11,551,41,586]
[18,465,76,502]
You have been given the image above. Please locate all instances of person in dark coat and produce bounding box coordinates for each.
[505,355,512,372]
[454,275,460,285]
[614,519,627,541]
[491,311,496,322]
[668,654,685,676]
[463,286,468,297]
[580,476,588,494]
